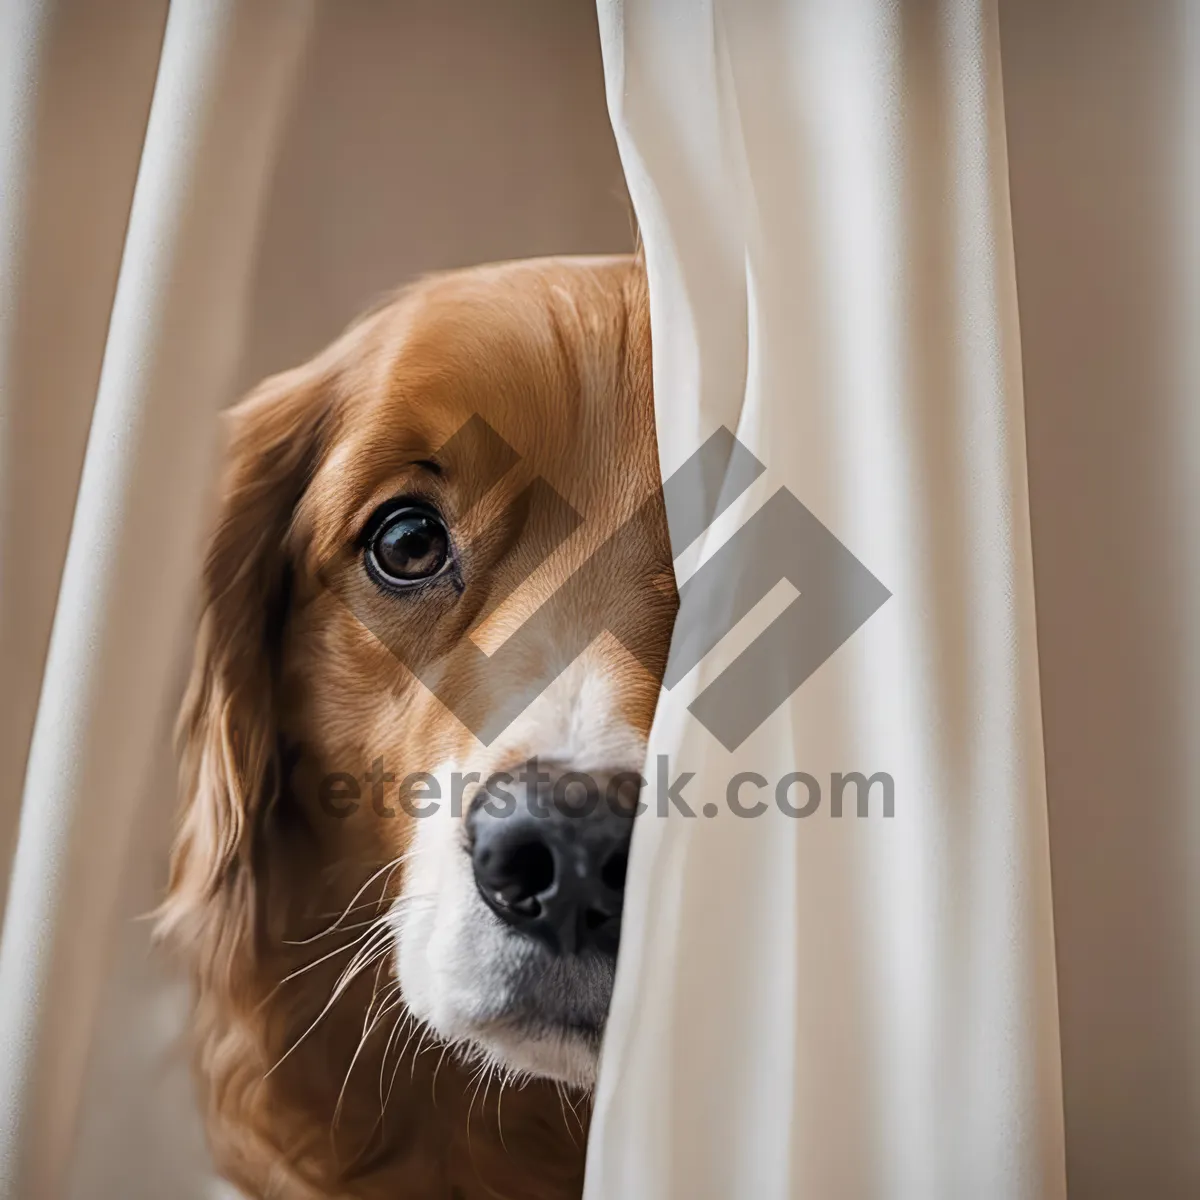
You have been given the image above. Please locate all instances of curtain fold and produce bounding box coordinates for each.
[590,3,1065,1197]
[0,3,313,1195]
[0,0,167,929]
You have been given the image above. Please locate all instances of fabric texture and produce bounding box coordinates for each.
[589,1,1200,1197]
[589,2,1063,1197]
[0,2,315,1195]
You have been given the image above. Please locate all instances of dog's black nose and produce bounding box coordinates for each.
[468,761,640,956]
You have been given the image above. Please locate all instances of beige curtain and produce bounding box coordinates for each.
[592,1,1065,1196]
[590,1,1199,1199]
[0,3,315,1195]
[0,2,1196,1198]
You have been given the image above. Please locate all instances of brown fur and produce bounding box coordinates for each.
[159,255,673,1198]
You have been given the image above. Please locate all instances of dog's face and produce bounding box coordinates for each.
[168,256,674,1106]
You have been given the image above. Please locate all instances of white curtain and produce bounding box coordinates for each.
[0,2,1198,1198]
[589,2,1199,1199]
[0,2,314,1195]
[591,2,1064,1197]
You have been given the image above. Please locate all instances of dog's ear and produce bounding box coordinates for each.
[160,350,339,951]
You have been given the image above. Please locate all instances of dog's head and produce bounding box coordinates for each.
[164,255,674,1104]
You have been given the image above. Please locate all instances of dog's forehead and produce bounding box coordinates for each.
[377,282,573,445]
[325,268,634,518]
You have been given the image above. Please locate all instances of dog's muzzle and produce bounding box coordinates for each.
[467,761,641,958]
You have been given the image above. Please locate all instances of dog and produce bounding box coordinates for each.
[159,253,677,1199]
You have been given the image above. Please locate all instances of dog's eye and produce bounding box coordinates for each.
[368,506,450,585]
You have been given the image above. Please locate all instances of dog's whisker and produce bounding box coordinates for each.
[408,1024,435,1081]
[565,1080,589,1139]
[282,916,378,946]
[329,936,393,1009]
[326,932,388,999]
[266,920,396,1077]
[333,980,403,1130]
[554,1080,571,1141]
[495,1068,510,1154]
[256,928,374,1014]
[288,855,412,946]
[359,956,391,1039]
[378,1000,413,1115]
[463,1054,501,1166]
[385,1011,426,1111]
[429,1036,457,1110]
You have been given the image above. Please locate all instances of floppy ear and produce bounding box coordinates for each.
[160,354,335,950]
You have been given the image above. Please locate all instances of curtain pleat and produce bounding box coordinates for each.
[0,0,168,931]
[0,3,313,1195]
[589,3,1066,1197]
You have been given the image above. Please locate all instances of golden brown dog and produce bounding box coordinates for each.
[159,254,676,1198]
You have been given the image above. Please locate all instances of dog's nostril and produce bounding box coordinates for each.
[600,849,628,892]
[496,840,556,904]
